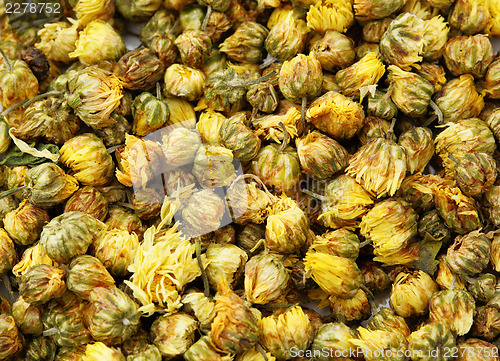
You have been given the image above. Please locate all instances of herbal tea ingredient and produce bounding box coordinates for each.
[2,0,500,359]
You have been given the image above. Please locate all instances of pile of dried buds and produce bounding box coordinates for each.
[1,0,500,359]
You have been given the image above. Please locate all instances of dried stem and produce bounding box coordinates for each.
[278,121,288,153]
[226,70,276,88]
[256,344,269,361]
[0,48,12,72]
[2,91,62,116]
[201,5,212,31]
[301,96,307,135]
[0,186,28,200]
[196,238,210,297]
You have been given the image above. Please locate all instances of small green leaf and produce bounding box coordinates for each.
[0,143,59,166]
[414,238,442,276]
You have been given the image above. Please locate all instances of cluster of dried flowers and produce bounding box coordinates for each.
[1,0,500,359]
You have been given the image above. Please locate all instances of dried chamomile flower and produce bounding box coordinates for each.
[435,255,466,290]
[131,92,170,136]
[346,134,406,198]
[265,194,309,253]
[64,186,108,222]
[408,323,456,361]
[472,302,500,341]
[25,336,57,361]
[306,0,354,34]
[36,20,79,63]
[85,286,140,345]
[415,62,447,93]
[401,0,439,19]
[435,118,495,176]
[251,135,301,193]
[351,327,406,361]
[468,274,495,304]
[367,307,410,340]
[0,53,38,109]
[329,288,371,322]
[354,0,405,21]
[164,64,206,101]
[70,20,125,65]
[211,277,260,353]
[398,127,434,174]
[422,15,449,61]
[20,264,66,305]
[60,133,114,186]
[40,211,106,264]
[309,31,356,72]
[304,250,361,298]
[360,198,418,266]
[446,231,491,276]
[379,13,425,70]
[115,0,162,22]
[436,76,485,122]
[4,199,49,246]
[184,335,232,361]
[66,255,115,299]
[192,144,235,189]
[220,22,269,63]
[362,17,393,42]
[390,269,438,318]
[258,306,313,359]
[205,243,247,289]
[449,0,490,34]
[67,67,123,129]
[0,314,24,360]
[265,13,308,62]
[485,58,500,99]
[180,188,226,237]
[310,322,356,360]
[84,342,125,361]
[429,290,475,336]
[387,65,434,117]
[452,152,497,197]
[74,0,114,26]
[125,226,202,315]
[114,48,164,91]
[296,131,348,180]
[244,251,289,304]
[220,113,261,162]
[444,35,493,79]
[306,91,365,140]
[335,52,384,98]
[12,296,43,335]
[318,174,374,229]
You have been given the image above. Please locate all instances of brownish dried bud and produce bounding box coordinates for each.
[174,30,212,68]
[67,255,115,299]
[449,0,490,35]
[398,127,435,174]
[20,264,67,305]
[12,296,43,335]
[444,35,494,78]
[309,31,356,72]
[131,188,163,220]
[4,199,49,246]
[220,22,269,63]
[114,48,165,91]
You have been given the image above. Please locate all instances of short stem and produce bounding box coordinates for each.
[156,82,161,100]
[201,5,212,31]
[259,56,276,70]
[278,121,288,152]
[196,238,210,297]
[359,240,372,248]
[256,344,269,361]
[382,82,394,102]
[2,91,62,116]
[300,188,329,202]
[0,48,12,72]
[450,274,457,291]
[0,186,27,200]
[460,273,477,284]
[227,70,276,88]
[386,118,396,140]
[249,238,264,253]
[429,99,443,124]
[301,96,307,135]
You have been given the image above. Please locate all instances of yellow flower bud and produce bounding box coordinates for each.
[70,20,125,65]
[4,199,49,246]
[329,289,371,322]
[164,64,206,101]
[429,289,475,336]
[422,15,449,61]
[351,327,406,361]
[449,0,490,35]
[205,244,248,289]
[306,0,354,34]
[336,52,385,98]
[306,91,365,140]
[181,290,216,334]
[304,251,361,298]
[84,342,125,361]
[36,20,79,63]
[444,35,494,78]
[390,269,438,318]
[151,312,198,358]
[435,255,466,290]
[13,242,58,277]
[354,0,405,21]
[196,109,226,144]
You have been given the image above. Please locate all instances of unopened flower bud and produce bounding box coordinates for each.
[20,264,66,305]
[164,64,206,101]
[4,199,49,246]
[115,48,165,91]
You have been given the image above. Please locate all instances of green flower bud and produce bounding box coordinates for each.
[116,0,162,22]
[444,35,494,78]
[354,0,405,21]
[418,210,452,245]
[40,211,107,264]
[366,90,398,120]
[184,335,230,361]
[446,232,491,277]
[67,255,115,299]
[203,68,246,113]
[415,62,447,93]
[309,31,356,72]
[408,323,456,361]
[311,322,356,361]
[246,82,279,113]
[131,92,170,136]
[362,17,394,42]
[472,304,500,341]
[115,48,165,91]
[380,13,425,70]
[429,289,475,336]
[174,30,212,68]
[220,113,261,162]
[468,273,496,303]
[25,336,57,361]
[434,75,485,122]
[398,127,434,174]
[0,56,39,109]
[360,261,391,293]
[105,205,146,237]
[64,186,109,222]
[131,188,163,220]
[387,65,434,117]
[453,152,497,197]
[85,286,141,345]
[220,22,269,63]
[279,54,323,103]
[20,264,67,305]
[265,14,308,62]
[449,0,490,35]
